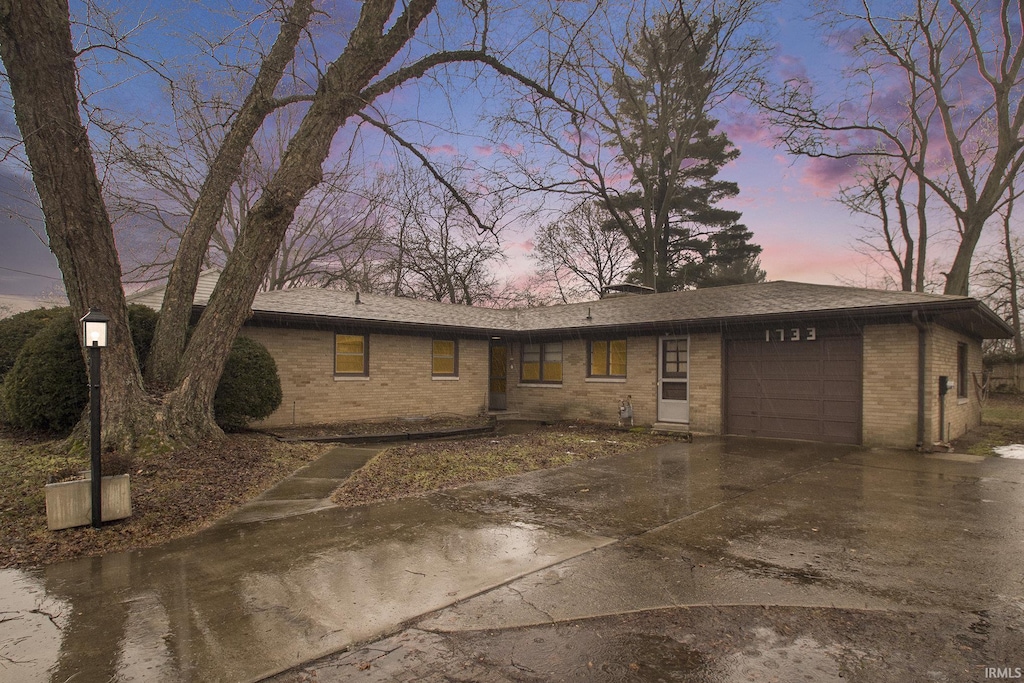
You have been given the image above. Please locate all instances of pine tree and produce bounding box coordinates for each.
[600,10,762,291]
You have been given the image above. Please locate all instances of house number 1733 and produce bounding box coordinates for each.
[765,327,817,342]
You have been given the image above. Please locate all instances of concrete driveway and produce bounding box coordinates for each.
[2,438,1023,682]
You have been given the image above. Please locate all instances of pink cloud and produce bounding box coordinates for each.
[508,239,535,253]
[800,157,858,195]
[775,53,809,82]
[498,142,524,157]
[423,143,457,155]
[760,239,875,283]
[722,111,770,145]
[473,144,494,157]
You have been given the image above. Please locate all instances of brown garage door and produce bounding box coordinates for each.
[726,335,862,444]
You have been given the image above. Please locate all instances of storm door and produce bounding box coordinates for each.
[489,340,507,410]
[658,336,689,423]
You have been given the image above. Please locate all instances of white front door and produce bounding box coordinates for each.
[658,336,689,423]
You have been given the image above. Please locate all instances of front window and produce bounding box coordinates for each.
[589,339,627,377]
[335,334,368,376]
[432,339,458,376]
[522,342,562,383]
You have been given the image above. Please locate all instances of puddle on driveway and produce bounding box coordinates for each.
[0,569,68,683]
[0,500,610,682]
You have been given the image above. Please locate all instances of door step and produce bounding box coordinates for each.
[651,423,693,439]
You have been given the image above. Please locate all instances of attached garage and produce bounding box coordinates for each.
[725,330,862,444]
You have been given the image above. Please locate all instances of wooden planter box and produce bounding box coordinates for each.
[45,474,132,530]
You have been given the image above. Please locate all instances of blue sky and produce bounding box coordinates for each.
[0,0,958,304]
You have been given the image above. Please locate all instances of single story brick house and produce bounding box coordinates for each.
[130,273,1011,449]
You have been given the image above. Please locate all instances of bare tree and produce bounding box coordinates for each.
[839,156,931,291]
[110,88,389,293]
[378,165,505,305]
[759,0,1024,296]
[974,184,1023,354]
[531,201,633,301]
[0,0,564,450]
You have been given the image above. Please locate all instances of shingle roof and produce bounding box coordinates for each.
[250,288,516,332]
[127,271,1012,338]
[127,269,222,311]
[517,280,979,331]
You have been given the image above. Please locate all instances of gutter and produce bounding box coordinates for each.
[911,310,927,449]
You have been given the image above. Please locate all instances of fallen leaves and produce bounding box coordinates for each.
[0,430,327,569]
[332,423,669,509]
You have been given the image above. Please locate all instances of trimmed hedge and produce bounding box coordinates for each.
[0,307,66,379]
[2,310,87,432]
[214,336,283,431]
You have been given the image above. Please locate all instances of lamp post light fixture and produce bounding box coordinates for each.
[80,308,109,529]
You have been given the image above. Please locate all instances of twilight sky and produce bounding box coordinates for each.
[0,1,962,306]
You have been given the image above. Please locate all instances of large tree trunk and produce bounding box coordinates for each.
[166,0,439,419]
[146,0,316,389]
[944,213,986,296]
[1003,195,1023,355]
[2,0,497,452]
[0,0,150,451]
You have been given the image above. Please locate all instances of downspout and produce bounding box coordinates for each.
[911,310,927,449]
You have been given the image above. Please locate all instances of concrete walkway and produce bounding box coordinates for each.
[0,444,613,682]
[2,438,1024,682]
[216,446,382,525]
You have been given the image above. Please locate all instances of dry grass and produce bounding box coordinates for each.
[956,393,1024,456]
[1,420,671,569]
[333,423,670,508]
[0,428,328,569]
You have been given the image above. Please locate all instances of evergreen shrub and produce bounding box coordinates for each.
[2,310,87,432]
[214,336,283,431]
[0,307,66,379]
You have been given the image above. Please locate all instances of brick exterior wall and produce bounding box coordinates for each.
[861,323,983,448]
[239,327,489,427]
[688,332,723,434]
[241,320,982,449]
[505,338,655,423]
[927,324,983,443]
[503,332,722,429]
[862,325,920,448]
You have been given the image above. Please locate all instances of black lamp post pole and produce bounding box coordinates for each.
[89,341,102,529]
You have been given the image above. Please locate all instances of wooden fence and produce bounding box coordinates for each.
[987,361,1024,393]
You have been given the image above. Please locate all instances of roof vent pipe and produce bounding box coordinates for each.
[586,307,592,321]
[355,291,361,304]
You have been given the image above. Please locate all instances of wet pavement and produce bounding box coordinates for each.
[2,438,1024,682]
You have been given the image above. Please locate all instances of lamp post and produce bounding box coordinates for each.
[80,308,109,529]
